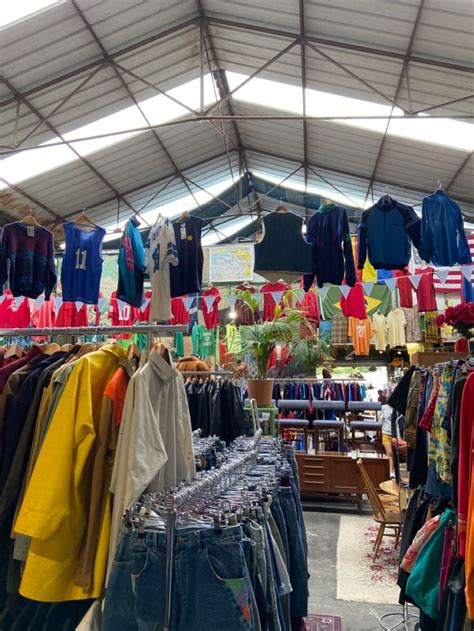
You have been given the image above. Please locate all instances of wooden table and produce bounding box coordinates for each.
[297,451,390,512]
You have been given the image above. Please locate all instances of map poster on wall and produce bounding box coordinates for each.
[209,244,255,283]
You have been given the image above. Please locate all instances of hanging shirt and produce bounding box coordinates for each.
[415,267,437,312]
[109,350,195,575]
[254,211,312,284]
[298,289,320,325]
[348,317,373,356]
[340,283,367,320]
[56,301,88,327]
[145,217,178,321]
[372,312,388,351]
[304,203,356,289]
[117,217,145,308]
[108,291,139,339]
[192,323,216,356]
[261,282,288,321]
[170,296,190,326]
[31,296,56,341]
[0,291,31,328]
[402,306,422,343]
[201,286,221,330]
[393,269,414,308]
[15,345,126,602]
[225,323,241,354]
[0,222,56,299]
[387,308,407,347]
[61,222,105,304]
[136,289,152,322]
[235,284,258,325]
[169,216,203,298]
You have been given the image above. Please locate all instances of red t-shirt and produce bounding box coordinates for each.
[0,291,31,328]
[297,289,320,325]
[108,291,139,338]
[170,297,190,325]
[56,301,88,327]
[261,282,288,321]
[340,283,367,320]
[201,287,221,330]
[415,267,437,312]
[394,269,414,308]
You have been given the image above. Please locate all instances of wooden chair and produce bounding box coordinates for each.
[357,459,403,561]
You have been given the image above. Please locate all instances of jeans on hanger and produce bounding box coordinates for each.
[103,526,256,631]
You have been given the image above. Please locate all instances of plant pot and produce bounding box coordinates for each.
[247,378,274,406]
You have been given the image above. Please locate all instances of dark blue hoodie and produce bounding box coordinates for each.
[357,197,421,270]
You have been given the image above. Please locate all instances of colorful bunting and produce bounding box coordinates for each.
[318,286,330,300]
[203,295,217,311]
[435,269,450,285]
[35,295,45,310]
[461,265,474,281]
[384,277,398,293]
[271,291,284,305]
[98,298,107,311]
[227,294,238,311]
[362,281,374,295]
[0,295,6,305]
[13,296,24,308]
[409,275,422,291]
[54,297,63,311]
[293,288,305,303]
[339,285,351,299]
[117,298,127,312]
[181,296,194,312]
[75,301,84,312]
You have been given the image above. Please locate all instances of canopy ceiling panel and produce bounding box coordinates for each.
[204,0,300,32]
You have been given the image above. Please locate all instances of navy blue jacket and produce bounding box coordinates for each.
[303,203,356,289]
[418,190,471,266]
[357,197,421,270]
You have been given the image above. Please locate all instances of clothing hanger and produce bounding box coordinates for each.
[178,210,191,222]
[5,343,23,359]
[127,341,140,361]
[20,212,40,227]
[71,209,98,229]
[275,204,288,213]
[321,197,332,206]
[35,342,61,355]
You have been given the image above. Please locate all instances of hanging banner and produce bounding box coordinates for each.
[227,294,238,312]
[461,265,474,281]
[181,296,194,312]
[13,296,24,309]
[409,275,422,290]
[362,281,374,295]
[203,295,217,311]
[318,286,330,300]
[384,277,398,293]
[117,298,127,312]
[271,291,284,305]
[54,297,63,311]
[35,295,45,310]
[339,285,351,299]
[75,301,84,313]
[98,298,107,312]
[293,288,305,303]
[322,284,392,319]
[435,269,450,285]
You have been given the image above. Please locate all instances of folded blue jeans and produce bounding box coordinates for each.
[103,525,257,631]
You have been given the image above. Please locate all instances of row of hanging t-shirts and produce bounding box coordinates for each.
[0,341,196,616]
[101,435,309,631]
[387,361,474,627]
[271,380,366,405]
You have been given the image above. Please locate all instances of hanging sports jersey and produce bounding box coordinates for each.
[61,222,105,304]
[201,286,221,330]
[0,291,31,328]
[56,301,88,327]
[170,216,203,298]
[108,291,139,339]
[137,290,152,322]
[117,217,145,308]
[144,217,178,321]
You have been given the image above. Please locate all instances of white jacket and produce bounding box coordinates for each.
[108,350,195,574]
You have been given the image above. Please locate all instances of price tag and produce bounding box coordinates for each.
[27,226,35,237]
[180,223,187,240]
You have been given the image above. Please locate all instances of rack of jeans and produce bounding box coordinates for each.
[103,431,309,631]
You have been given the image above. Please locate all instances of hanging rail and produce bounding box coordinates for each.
[179,370,233,377]
[272,376,366,382]
[0,324,187,337]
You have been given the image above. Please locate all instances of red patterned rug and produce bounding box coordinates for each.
[305,613,343,631]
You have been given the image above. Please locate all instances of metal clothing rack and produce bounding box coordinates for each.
[273,377,366,382]
[179,370,233,377]
[0,325,186,337]
[162,429,262,630]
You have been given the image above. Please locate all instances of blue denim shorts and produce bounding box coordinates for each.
[102,525,257,631]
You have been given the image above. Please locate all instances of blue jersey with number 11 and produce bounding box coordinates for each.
[61,222,105,304]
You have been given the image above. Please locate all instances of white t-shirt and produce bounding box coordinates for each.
[380,403,394,435]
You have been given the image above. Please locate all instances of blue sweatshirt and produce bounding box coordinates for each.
[357,197,420,270]
[304,203,356,289]
[117,217,145,308]
[418,189,471,267]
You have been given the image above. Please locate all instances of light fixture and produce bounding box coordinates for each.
[229,310,237,320]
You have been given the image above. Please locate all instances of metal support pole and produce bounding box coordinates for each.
[163,496,176,631]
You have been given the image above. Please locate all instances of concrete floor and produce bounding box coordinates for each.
[304,508,419,631]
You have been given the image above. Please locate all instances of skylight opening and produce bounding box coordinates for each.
[226,71,474,152]
[0,74,218,191]
[202,216,254,246]
[0,0,63,29]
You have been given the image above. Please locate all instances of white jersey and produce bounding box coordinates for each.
[145,217,178,321]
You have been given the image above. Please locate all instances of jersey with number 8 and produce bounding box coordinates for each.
[61,221,106,304]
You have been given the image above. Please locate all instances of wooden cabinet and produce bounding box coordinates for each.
[296,452,390,511]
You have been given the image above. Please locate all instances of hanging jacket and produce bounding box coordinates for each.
[418,189,472,267]
[303,203,356,289]
[117,217,145,308]
[357,197,421,270]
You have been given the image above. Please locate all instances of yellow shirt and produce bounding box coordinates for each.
[15,345,126,602]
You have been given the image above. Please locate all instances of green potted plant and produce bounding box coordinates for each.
[291,335,335,375]
[238,295,305,405]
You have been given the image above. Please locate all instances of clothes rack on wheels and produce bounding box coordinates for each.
[162,429,263,630]
[179,370,233,377]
